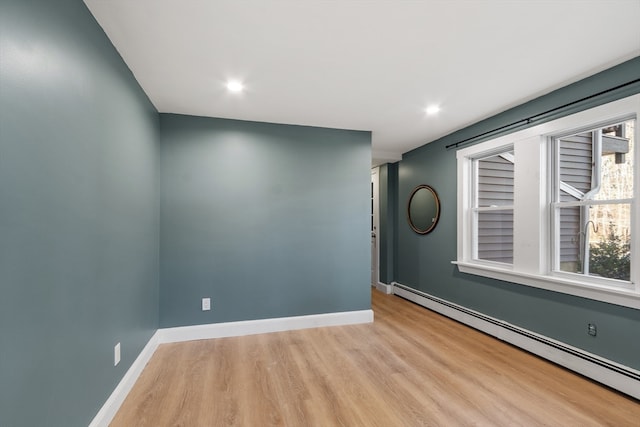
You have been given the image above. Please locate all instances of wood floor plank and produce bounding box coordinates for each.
[110,290,640,426]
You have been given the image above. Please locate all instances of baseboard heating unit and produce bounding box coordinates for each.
[390,282,640,400]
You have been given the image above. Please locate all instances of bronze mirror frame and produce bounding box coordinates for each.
[407,184,441,234]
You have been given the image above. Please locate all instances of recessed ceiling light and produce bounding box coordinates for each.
[226,80,244,93]
[425,105,441,115]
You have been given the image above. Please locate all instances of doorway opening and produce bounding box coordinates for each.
[371,169,379,287]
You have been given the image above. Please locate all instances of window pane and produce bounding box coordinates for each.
[588,204,631,281]
[557,204,631,281]
[558,206,582,272]
[476,209,513,264]
[558,132,593,200]
[557,120,634,203]
[594,120,634,201]
[555,119,634,283]
[477,152,514,207]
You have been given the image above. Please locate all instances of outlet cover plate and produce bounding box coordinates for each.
[202,298,211,311]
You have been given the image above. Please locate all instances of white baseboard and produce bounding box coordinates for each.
[158,309,374,343]
[391,282,640,400]
[375,282,394,294]
[89,308,373,425]
[88,331,160,427]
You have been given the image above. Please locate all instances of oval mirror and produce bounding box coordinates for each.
[407,185,440,234]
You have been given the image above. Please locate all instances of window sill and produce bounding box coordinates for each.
[452,261,640,310]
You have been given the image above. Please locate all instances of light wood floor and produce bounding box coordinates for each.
[111,290,640,426]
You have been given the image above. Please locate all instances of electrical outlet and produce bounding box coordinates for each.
[588,323,597,337]
[114,342,121,366]
[202,297,211,311]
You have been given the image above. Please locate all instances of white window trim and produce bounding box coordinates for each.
[455,94,640,310]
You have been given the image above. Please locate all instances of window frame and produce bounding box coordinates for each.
[455,94,640,309]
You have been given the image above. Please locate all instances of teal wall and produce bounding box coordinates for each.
[387,57,640,370]
[159,114,371,327]
[0,1,159,426]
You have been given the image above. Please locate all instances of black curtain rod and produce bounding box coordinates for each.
[445,78,640,150]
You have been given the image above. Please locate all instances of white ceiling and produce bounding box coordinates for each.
[84,0,640,165]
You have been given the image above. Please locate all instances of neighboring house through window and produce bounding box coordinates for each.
[474,149,514,264]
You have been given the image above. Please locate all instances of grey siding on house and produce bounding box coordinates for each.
[560,133,594,197]
[558,132,593,265]
[477,154,514,263]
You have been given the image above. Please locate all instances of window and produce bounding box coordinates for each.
[455,94,639,309]
[473,149,514,264]
[553,120,633,282]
